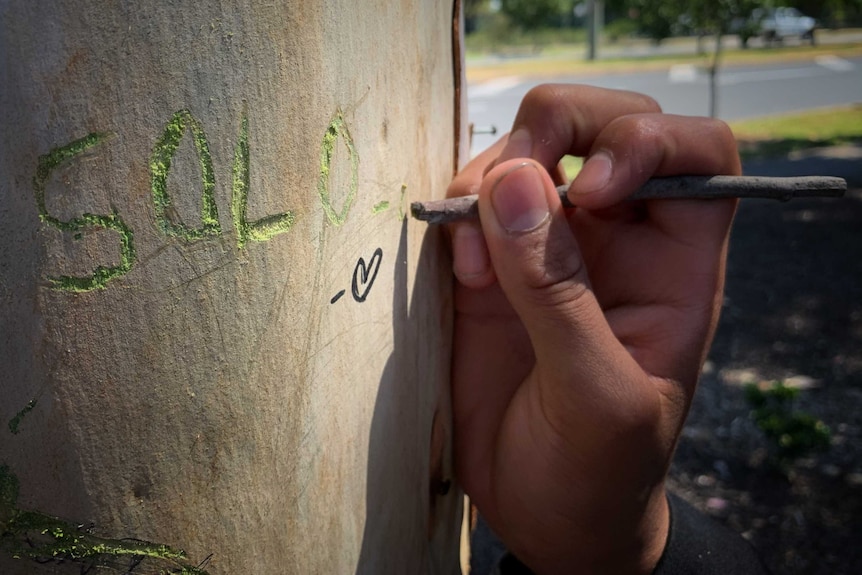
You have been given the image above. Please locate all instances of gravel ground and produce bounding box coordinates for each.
[669,149,862,575]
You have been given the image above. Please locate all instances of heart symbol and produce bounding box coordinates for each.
[351,247,383,303]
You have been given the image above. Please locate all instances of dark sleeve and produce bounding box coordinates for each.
[495,493,770,575]
[652,492,771,575]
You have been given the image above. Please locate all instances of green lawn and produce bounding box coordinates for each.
[554,105,862,180]
[465,41,862,83]
[729,105,862,159]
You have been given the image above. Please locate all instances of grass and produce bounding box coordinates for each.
[553,106,861,180]
[465,40,862,83]
[744,381,831,468]
[729,104,862,159]
[466,23,587,56]
[560,155,583,180]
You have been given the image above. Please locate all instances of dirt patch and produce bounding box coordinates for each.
[669,187,862,574]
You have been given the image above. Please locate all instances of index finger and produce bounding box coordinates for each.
[497,84,662,171]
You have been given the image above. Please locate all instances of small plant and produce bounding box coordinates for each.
[744,380,831,465]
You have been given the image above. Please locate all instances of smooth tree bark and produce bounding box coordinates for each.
[0,1,464,573]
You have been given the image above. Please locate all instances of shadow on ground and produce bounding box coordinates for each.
[739,138,862,171]
[670,148,862,574]
[742,141,862,188]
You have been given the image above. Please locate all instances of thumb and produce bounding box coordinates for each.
[477,160,632,396]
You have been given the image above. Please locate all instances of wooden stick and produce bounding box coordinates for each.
[410,175,847,225]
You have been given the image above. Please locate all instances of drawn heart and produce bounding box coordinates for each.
[351,247,383,303]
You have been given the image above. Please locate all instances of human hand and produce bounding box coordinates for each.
[449,85,740,574]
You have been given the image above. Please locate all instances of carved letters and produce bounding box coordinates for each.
[34,109,364,292]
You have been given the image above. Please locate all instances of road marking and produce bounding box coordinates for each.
[815,55,856,72]
[668,64,698,83]
[468,76,523,99]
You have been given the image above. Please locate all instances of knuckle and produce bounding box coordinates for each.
[695,118,742,174]
[705,119,741,164]
[518,84,587,147]
[677,116,742,174]
[624,90,662,114]
[529,275,593,334]
[708,117,735,141]
[605,113,664,145]
[521,234,591,313]
[604,114,669,171]
[521,83,566,110]
[521,84,586,128]
[627,114,667,142]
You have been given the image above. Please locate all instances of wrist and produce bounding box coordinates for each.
[583,485,670,575]
[502,484,670,575]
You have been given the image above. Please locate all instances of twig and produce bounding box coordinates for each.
[410,175,847,225]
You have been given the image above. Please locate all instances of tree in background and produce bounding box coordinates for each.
[793,0,862,25]
[620,0,764,44]
[607,0,770,116]
[825,0,862,26]
[684,0,763,116]
[464,0,490,33]
[470,0,862,42]
[623,0,685,43]
[605,0,862,42]
[499,0,575,30]
[686,0,763,36]
[465,0,862,54]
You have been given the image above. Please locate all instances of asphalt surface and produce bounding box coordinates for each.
[468,56,862,156]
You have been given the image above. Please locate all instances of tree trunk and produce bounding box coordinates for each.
[0,1,463,573]
[709,32,723,118]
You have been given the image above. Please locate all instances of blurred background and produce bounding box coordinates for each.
[465,0,862,155]
[465,0,861,50]
[463,2,862,574]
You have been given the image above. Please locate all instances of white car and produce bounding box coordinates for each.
[758,7,817,45]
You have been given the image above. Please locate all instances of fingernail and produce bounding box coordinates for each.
[491,162,549,233]
[573,151,613,194]
[452,223,490,279]
[500,127,532,161]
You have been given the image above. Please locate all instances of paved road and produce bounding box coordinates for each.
[469,29,862,65]
[468,55,862,156]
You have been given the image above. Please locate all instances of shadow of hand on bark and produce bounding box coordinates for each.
[355,220,462,574]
